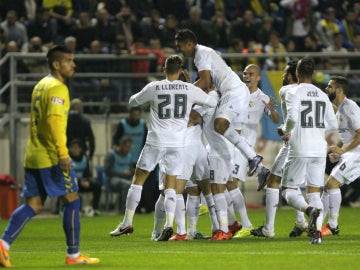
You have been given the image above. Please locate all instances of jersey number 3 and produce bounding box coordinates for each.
[158,94,187,119]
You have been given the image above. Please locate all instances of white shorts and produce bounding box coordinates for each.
[208,154,233,184]
[215,89,249,123]
[137,144,185,176]
[282,157,326,188]
[270,143,289,177]
[330,152,360,185]
[178,144,210,181]
[232,148,247,182]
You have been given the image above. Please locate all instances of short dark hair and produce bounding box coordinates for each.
[296,57,315,78]
[164,55,183,74]
[175,29,197,44]
[46,45,72,70]
[330,75,349,95]
[68,138,83,148]
[116,136,133,146]
[287,60,298,83]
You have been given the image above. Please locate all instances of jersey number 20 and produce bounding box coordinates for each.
[300,100,326,128]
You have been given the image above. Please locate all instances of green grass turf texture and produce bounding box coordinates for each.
[1,206,359,270]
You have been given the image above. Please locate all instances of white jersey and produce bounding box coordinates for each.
[279,84,297,121]
[195,97,234,156]
[336,98,360,154]
[240,88,270,147]
[283,83,338,158]
[129,79,217,147]
[194,44,247,95]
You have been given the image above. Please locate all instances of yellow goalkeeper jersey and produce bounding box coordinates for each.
[24,75,70,168]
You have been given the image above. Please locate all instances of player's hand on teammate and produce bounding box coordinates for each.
[277,125,286,137]
[329,144,345,155]
[59,157,72,173]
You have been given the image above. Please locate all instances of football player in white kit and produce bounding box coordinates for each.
[189,91,235,240]
[251,61,309,238]
[109,55,217,239]
[175,29,263,177]
[229,64,280,238]
[278,58,338,244]
[321,76,360,237]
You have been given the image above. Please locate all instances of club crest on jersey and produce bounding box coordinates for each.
[249,101,253,107]
[51,96,65,105]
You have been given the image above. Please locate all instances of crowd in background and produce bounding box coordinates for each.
[1,0,360,108]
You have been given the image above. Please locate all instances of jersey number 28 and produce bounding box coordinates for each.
[158,94,187,119]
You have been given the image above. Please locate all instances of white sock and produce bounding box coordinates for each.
[321,191,330,221]
[175,194,186,235]
[122,184,143,226]
[186,195,200,234]
[282,188,308,212]
[164,188,176,229]
[295,210,306,224]
[328,188,341,228]
[229,188,252,228]
[200,192,208,207]
[223,128,256,159]
[204,193,219,232]
[213,193,229,232]
[224,190,237,225]
[265,188,279,232]
[153,194,165,233]
[306,192,323,230]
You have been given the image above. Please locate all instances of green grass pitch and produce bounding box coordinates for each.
[1,206,359,269]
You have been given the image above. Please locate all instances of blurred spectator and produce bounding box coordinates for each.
[71,11,97,52]
[148,37,166,72]
[112,106,147,165]
[64,36,78,53]
[339,9,360,49]
[24,0,37,21]
[94,7,116,51]
[303,34,325,68]
[1,41,29,104]
[156,0,188,21]
[209,9,230,51]
[127,0,156,19]
[227,38,246,71]
[111,34,132,102]
[22,36,48,74]
[0,0,28,21]
[315,6,341,47]
[242,39,263,67]
[0,27,7,56]
[26,7,55,47]
[140,9,166,41]
[104,136,134,214]
[1,10,28,50]
[115,5,143,50]
[257,15,276,47]
[42,0,75,42]
[187,0,216,21]
[280,0,318,52]
[96,0,123,17]
[323,32,350,73]
[263,31,288,71]
[349,33,360,75]
[67,98,96,161]
[69,139,101,215]
[285,37,298,61]
[180,6,213,46]
[229,9,260,48]
[161,14,179,51]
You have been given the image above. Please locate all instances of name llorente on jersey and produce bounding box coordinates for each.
[155,84,189,91]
